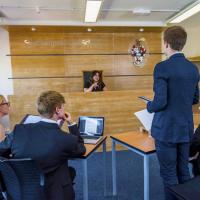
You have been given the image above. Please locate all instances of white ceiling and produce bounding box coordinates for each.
[0,0,197,26]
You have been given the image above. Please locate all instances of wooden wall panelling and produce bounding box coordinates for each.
[9,28,162,95]
[64,55,115,76]
[13,78,83,95]
[113,32,161,53]
[103,76,153,91]
[114,55,161,75]
[63,33,115,54]
[10,32,65,54]
[12,56,65,77]
[193,103,200,128]
[12,76,153,95]
[8,26,163,34]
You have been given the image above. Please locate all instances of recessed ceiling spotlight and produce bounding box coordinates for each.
[31,27,36,31]
[87,28,92,32]
[24,39,31,45]
[139,28,144,32]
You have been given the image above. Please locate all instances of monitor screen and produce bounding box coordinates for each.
[78,116,104,136]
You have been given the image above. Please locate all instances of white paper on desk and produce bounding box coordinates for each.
[23,115,42,124]
[134,109,154,132]
[85,118,97,135]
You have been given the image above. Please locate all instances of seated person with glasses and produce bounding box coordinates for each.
[84,70,107,92]
[0,95,10,141]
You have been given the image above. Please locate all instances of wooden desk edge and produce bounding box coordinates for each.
[110,133,156,155]
[81,136,107,159]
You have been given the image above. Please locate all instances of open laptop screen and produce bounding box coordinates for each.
[78,116,104,136]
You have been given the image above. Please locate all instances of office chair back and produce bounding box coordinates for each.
[0,158,21,200]
[0,157,46,200]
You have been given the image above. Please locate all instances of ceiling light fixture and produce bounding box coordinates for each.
[133,9,151,16]
[85,0,102,23]
[168,0,200,23]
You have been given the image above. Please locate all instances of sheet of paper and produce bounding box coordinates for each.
[23,115,42,124]
[85,118,97,135]
[134,109,154,132]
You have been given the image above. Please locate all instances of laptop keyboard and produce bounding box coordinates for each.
[82,135,100,139]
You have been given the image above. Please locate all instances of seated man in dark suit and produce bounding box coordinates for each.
[0,90,86,200]
[190,124,200,176]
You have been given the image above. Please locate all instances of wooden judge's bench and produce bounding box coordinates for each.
[9,90,200,150]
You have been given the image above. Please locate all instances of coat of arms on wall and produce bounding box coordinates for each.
[129,38,147,67]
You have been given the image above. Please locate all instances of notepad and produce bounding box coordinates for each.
[134,109,154,132]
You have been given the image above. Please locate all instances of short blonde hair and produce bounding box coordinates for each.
[37,91,65,118]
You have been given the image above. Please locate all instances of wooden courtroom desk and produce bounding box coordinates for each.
[9,90,153,150]
[78,136,107,200]
[9,91,199,150]
[110,132,155,200]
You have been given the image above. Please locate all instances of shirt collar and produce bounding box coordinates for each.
[169,52,184,58]
[41,118,58,124]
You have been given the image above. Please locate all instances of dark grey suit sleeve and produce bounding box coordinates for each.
[68,124,80,136]
[67,124,86,156]
[147,64,168,113]
[0,132,14,156]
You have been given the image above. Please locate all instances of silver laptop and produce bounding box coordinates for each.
[78,116,104,144]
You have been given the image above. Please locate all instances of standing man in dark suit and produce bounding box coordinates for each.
[0,90,86,200]
[147,26,199,200]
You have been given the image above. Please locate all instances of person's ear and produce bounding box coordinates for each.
[55,107,60,115]
[164,42,167,48]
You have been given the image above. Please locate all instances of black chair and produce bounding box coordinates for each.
[168,176,200,200]
[0,157,46,200]
[83,71,92,87]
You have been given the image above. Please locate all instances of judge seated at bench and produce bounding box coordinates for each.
[84,70,107,92]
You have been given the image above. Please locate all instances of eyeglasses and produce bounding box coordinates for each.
[0,102,10,107]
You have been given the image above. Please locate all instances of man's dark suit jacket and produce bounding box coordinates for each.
[0,121,86,200]
[147,53,199,143]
